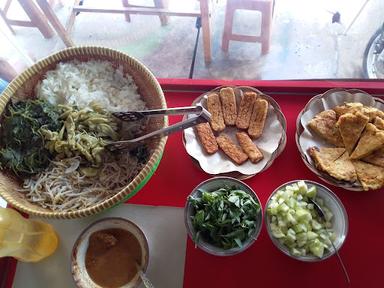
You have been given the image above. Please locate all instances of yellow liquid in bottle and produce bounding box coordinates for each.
[0,208,58,262]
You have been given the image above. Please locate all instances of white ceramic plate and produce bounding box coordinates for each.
[296,88,384,191]
[183,86,287,179]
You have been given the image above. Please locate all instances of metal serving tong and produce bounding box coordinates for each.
[106,104,211,151]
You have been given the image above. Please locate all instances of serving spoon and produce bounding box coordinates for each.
[309,198,351,285]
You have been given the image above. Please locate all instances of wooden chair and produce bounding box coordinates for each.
[0,0,55,38]
[222,0,274,54]
[0,0,73,46]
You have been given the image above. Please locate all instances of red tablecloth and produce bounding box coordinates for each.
[130,80,384,288]
[4,79,384,288]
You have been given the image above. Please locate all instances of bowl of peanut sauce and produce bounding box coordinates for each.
[71,217,149,288]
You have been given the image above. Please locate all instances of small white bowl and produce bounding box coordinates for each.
[71,217,149,288]
[265,180,348,262]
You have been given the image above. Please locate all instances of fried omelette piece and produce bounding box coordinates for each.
[373,116,384,130]
[336,112,369,155]
[236,91,257,129]
[216,134,248,165]
[360,106,384,122]
[352,160,384,190]
[350,123,384,159]
[195,123,218,154]
[308,110,344,147]
[362,147,384,168]
[309,147,346,171]
[248,98,268,139]
[324,152,357,182]
[333,102,364,118]
[334,102,384,121]
[207,93,225,132]
[236,132,263,164]
[219,87,237,125]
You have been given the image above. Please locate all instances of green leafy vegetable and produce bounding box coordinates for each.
[189,185,260,250]
[0,99,62,175]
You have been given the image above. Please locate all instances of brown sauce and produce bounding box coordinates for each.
[85,228,142,288]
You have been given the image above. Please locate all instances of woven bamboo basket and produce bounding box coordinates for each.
[0,46,167,219]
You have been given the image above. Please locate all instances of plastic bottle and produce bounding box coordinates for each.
[0,207,58,262]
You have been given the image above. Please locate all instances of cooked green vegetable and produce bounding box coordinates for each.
[189,186,260,250]
[267,181,335,258]
[40,102,119,166]
[0,99,62,175]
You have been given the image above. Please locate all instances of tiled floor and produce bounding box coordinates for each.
[0,0,383,80]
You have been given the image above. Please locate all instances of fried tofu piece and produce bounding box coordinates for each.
[216,134,248,165]
[308,110,344,147]
[374,116,384,130]
[309,147,346,171]
[236,92,257,129]
[337,112,369,155]
[333,102,364,118]
[362,147,384,168]
[207,93,225,132]
[350,123,384,159]
[195,123,218,154]
[248,98,269,139]
[236,132,263,164]
[219,87,237,125]
[352,160,384,190]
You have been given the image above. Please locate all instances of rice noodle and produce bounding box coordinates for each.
[20,153,146,211]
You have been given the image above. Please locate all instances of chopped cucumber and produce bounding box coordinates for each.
[267,181,335,258]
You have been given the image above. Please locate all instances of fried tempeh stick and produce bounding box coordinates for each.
[207,93,226,132]
[195,123,218,154]
[236,91,257,129]
[248,98,269,139]
[236,132,263,163]
[216,134,248,165]
[219,87,237,125]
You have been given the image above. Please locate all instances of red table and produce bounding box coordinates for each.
[3,79,384,288]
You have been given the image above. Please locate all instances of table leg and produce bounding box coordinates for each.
[17,0,54,39]
[200,0,212,64]
[36,0,74,47]
[65,0,81,34]
[122,0,131,22]
[153,0,168,26]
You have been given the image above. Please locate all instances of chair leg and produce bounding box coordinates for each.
[153,0,168,26]
[122,0,131,22]
[0,58,17,82]
[260,2,272,54]
[36,0,74,47]
[0,9,15,34]
[222,1,235,53]
[17,0,54,39]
